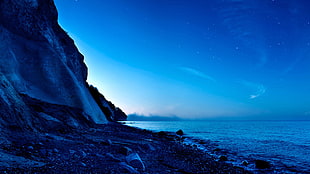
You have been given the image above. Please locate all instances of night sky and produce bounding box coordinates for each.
[54,0,310,120]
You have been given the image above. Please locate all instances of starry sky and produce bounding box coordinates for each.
[54,0,310,120]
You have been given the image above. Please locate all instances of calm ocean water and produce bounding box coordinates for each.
[124,120,310,173]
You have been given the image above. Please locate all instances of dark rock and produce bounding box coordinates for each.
[99,139,112,146]
[95,153,105,158]
[142,143,156,151]
[219,156,228,161]
[69,149,76,154]
[53,148,59,153]
[73,150,87,159]
[157,131,168,137]
[119,146,132,155]
[242,160,249,166]
[39,149,48,157]
[80,162,87,167]
[198,140,206,144]
[119,162,139,174]
[176,129,184,136]
[213,148,221,152]
[27,146,34,150]
[126,153,145,171]
[106,153,121,162]
[255,160,271,169]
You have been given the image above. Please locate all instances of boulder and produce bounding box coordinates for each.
[157,131,168,137]
[176,129,184,136]
[100,139,112,146]
[255,160,271,169]
[198,140,206,144]
[27,146,34,150]
[119,146,132,155]
[219,156,228,161]
[213,148,221,152]
[126,153,145,171]
[119,162,139,174]
[242,160,248,166]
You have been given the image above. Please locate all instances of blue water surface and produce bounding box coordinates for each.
[124,120,310,173]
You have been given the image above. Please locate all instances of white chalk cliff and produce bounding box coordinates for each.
[0,0,126,131]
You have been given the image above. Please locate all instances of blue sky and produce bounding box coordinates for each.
[54,0,310,120]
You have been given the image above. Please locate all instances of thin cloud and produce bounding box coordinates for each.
[179,67,216,82]
[249,85,266,99]
[239,80,266,99]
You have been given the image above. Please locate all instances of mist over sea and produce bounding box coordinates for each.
[124,120,310,173]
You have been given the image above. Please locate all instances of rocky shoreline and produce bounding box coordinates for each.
[0,123,253,174]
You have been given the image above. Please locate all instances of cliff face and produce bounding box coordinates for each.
[0,0,126,131]
[88,85,127,122]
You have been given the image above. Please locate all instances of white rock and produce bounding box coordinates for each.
[126,153,145,171]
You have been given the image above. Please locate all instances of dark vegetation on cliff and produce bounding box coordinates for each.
[88,85,127,122]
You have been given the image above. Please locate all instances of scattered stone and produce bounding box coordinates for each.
[106,153,121,162]
[198,140,206,144]
[27,146,34,150]
[157,131,168,137]
[147,144,156,151]
[176,129,184,136]
[100,139,112,146]
[219,156,228,161]
[119,162,139,174]
[119,146,132,155]
[69,149,76,154]
[242,160,249,166]
[89,128,97,133]
[73,150,87,159]
[141,143,156,151]
[255,160,271,169]
[213,148,221,152]
[126,153,145,171]
[95,153,106,159]
[80,162,87,167]
[39,149,48,156]
[53,148,59,153]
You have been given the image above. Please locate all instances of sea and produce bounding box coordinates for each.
[123,120,310,173]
